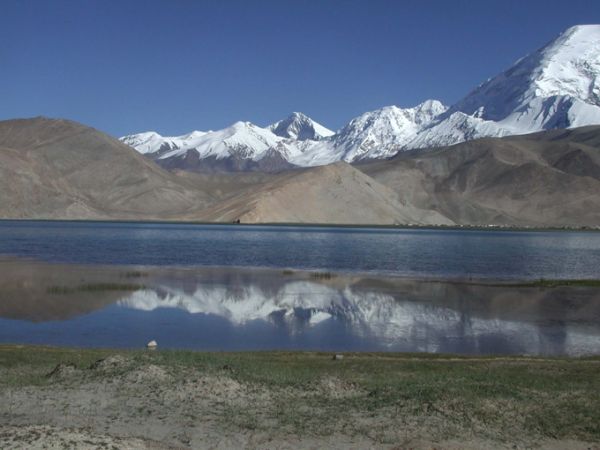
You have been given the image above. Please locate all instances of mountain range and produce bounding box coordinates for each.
[1,116,599,227]
[121,25,600,172]
[1,24,600,227]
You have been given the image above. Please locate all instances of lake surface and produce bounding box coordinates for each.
[2,220,600,280]
[1,221,600,355]
[1,261,599,356]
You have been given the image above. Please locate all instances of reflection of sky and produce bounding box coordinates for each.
[2,222,600,279]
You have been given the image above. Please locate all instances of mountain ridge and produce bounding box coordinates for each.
[121,24,600,172]
[2,116,600,227]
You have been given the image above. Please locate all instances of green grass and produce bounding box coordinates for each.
[120,270,149,279]
[1,346,599,443]
[507,279,600,288]
[46,283,146,295]
[0,346,115,386]
[309,271,336,280]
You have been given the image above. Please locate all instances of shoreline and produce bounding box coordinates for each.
[1,217,599,232]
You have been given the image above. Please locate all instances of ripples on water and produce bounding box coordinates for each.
[1,220,600,280]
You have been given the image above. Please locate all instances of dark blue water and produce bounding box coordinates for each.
[1,220,600,280]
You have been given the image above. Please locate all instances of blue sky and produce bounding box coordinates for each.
[1,0,599,137]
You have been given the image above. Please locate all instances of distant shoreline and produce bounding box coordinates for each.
[1,217,599,232]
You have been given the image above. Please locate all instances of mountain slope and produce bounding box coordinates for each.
[0,117,452,225]
[404,25,600,150]
[0,118,214,219]
[448,25,600,129]
[329,100,448,161]
[360,125,600,227]
[197,162,452,225]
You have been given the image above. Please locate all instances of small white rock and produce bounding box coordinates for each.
[332,354,344,360]
[146,340,158,349]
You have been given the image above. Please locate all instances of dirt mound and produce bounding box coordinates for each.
[89,354,130,372]
[45,363,78,379]
[315,376,365,399]
[190,375,244,399]
[125,364,172,384]
[0,425,154,450]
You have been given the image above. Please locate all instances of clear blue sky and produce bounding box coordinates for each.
[1,0,599,137]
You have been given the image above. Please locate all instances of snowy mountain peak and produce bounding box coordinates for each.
[231,120,254,129]
[447,24,600,131]
[411,99,448,122]
[181,130,207,140]
[120,131,183,155]
[269,112,334,141]
[329,100,448,161]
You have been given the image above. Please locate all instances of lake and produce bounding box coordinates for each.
[1,220,600,356]
[2,220,600,280]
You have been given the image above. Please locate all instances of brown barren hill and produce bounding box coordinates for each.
[0,117,213,220]
[198,161,452,225]
[360,126,600,227]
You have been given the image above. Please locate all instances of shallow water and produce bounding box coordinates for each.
[1,262,599,356]
[2,220,600,280]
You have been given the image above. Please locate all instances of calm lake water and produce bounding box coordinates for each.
[1,263,599,356]
[1,220,600,355]
[2,220,600,280]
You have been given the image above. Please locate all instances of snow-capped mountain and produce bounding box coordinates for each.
[408,112,510,150]
[448,24,600,130]
[120,103,448,169]
[120,130,207,156]
[158,121,285,161]
[329,100,447,161]
[123,122,280,162]
[121,24,600,170]
[408,24,600,149]
[123,121,309,171]
[269,112,334,140]
[121,116,329,171]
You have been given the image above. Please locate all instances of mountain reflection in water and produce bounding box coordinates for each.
[113,274,600,356]
[1,261,599,355]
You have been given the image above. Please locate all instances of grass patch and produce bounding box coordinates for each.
[120,270,148,279]
[1,346,600,444]
[46,283,145,295]
[505,279,600,288]
[310,272,336,280]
